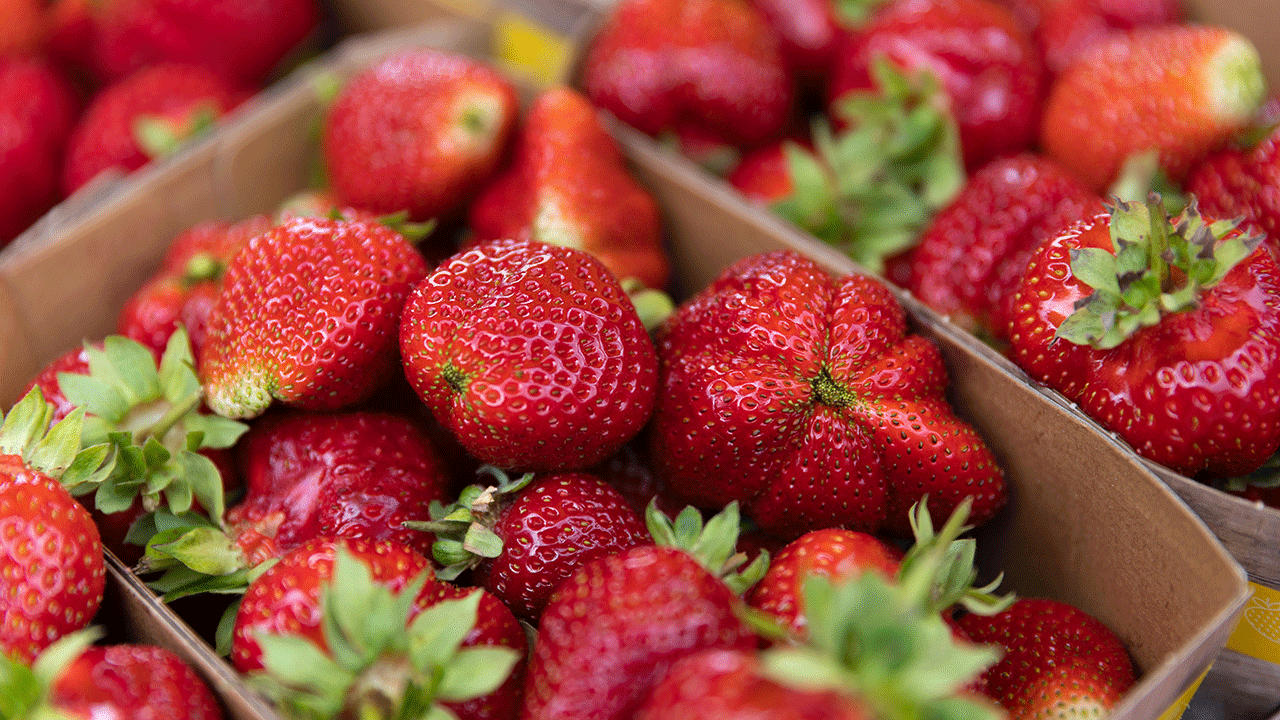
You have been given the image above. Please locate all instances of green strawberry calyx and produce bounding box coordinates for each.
[899,497,1014,617]
[620,278,675,333]
[1055,194,1263,350]
[247,547,521,720]
[0,627,104,720]
[0,387,114,489]
[134,103,221,159]
[404,465,535,582]
[777,57,964,274]
[56,328,249,533]
[646,500,770,596]
[757,500,1004,720]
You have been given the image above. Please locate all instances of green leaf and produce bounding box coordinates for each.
[144,526,245,575]
[254,632,350,700]
[462,524,504,559]
[182,450,226,523]
[216,597,243,656]
[100,335,162,404]
[184,414,250,450]
[157,328,200,404]
[57,372,129,422]
[0,387,54,460]
[1068,247,1122,296]
[436,647,521,702]
[407,591,483,670]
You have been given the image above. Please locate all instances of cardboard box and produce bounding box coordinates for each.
[0,6,1251,720]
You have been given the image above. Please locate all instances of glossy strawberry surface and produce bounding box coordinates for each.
[0,462,105,663]
[200,216,430,418]
[400,238,659,472]
[521,544,758,720]
[468,86,671,290]
[226,410,448,564]
[51,643,224,719]
[1008,213,1280,478]
[649,250,1006,538]
[323,49,518,222]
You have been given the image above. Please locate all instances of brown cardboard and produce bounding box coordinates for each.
[0,7,1250,720]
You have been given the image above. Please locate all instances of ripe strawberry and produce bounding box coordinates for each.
[1184,98,1280,241]
[232,537,525,720]
[117,215,272,357]
[0,0,50,57]
[0,389,112,663]
[412,466,650,621]
[746,0,848,94]
[1031,0,1182,76]
[1008,196,1280,478]
[1039,24,1266,192]
[1,630,224,719]
[399,238,659,472]
[904,153,1104,345]
[958,597,1136,718]
[323,49,519,224]
[62,63,246,195]
[0,56,80,246]
[580,0,796,164]
[467,86,671,291]
[87,0,320,86]
[520,503,766,720]
[649,249,1006,539]
[199,215,430,419]
[827,0,1046,171]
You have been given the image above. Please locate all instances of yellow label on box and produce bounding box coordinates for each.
[1157,664,1211,720]
[1226,582,1280,662]
[494,11,572,87]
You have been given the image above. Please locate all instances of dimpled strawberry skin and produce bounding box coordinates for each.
[51,644,224,719]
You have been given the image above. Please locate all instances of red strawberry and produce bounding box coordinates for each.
[1039,25,1266,192]
[905,153,1104,344]
[746,527,903,637]
[0,389,111,663]
[828,0,1046,171]
[232,537,525,720]
[1032,0,1182,75]
[1,630,224,719]
[958,597,1136,718]
[87,0,320,86]
[580,0,796,165]
[649,249,1006,539]
[199,215,430,419]
[468,86,671,291]
[62,63,245,195]
[1184,98,1280,241]
[399,238,659,472]
[323,49,519,224]
[747,0,848,94]
[117,215,271,357]
[414,467,650,621]
[520,503,765,720]
[0,56,81,246]
[1008,196,1280,478]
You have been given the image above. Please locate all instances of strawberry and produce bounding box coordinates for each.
[86,0,320,86]
[580,0,796,167]
[520,503,767,720]
[827,0,1047,171]
[232,537,525,720]
[1031,0,1183,76]
[1008,196,1280,478]
[0,56,80,246]
[0,389,113,663]
[1039,24,1267,192]
[399,238,659,472]
[958,597,1136,718]
[0,0,50,57]
[116,215,272,358]
[904,153,1104,345]
[323,49,519,224]
[61,63,245,195]
[467,86,671,291]
[199,215,430,419]
[746,0,848,94]
[1184,98,1280,241]
[1,629,223,719]
[649,249,1006,539]
[411,466,650,621]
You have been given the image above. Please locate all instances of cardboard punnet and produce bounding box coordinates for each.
[0,5,1250,720]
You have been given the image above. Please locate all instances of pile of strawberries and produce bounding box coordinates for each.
[579,0,1280,502]
[0,0,322,247]
[0,34,1150,719]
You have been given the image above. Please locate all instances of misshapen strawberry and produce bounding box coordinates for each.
[1008,196,1280,478]
[649,250,1006,539]
[323,49,518,224]
[399,238,658,472]
[580,0,796,165]
[200,216,430,419]
[468,86,671,290]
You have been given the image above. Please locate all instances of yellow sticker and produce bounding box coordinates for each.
[493,10,572,87]
[1157,664,1212,720]
[1226,582,1280,662]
